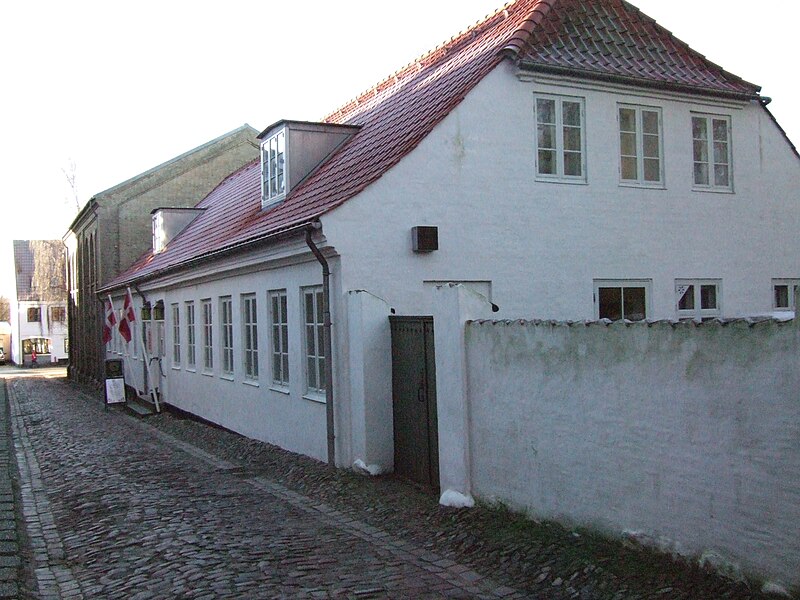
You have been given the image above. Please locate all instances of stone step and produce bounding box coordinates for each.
[125,396,158,417]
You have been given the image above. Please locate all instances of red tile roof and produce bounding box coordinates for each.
[505,0,760,98]
[103,0,762,291]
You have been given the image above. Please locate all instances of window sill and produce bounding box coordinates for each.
[171,366,181,371]
[691,186,734,195]
[270,385,290,395]
[261,194,286,210]
[220,374,234,382]
[303,392,326,404]
[186,367,196,373]
[619,181,665,190]
[534,176,588,186]
[243,379,260,388]
[201,371,214,377]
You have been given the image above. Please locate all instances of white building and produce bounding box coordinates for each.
[101,0,799,473]
[11,240,68,365]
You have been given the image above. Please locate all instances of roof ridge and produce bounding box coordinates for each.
[502,0,559,57]
[324,1,519,124]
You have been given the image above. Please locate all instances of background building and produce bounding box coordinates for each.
[64,124,259,384]
[10,240,68,365]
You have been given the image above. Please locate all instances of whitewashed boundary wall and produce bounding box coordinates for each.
[434,285,800,589]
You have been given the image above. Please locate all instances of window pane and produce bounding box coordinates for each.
[538,150,556,175]
[316,292,324,323]
[619,108,636,132]
[775,285,789,309]
[714,165,729,187]
[620,131,636,157]
[305,294,314,323]
[623,287,646,321]
[537,124,555,150]
[598,287,622,321]
[563,126,581,151]
[273,353,281,379]
[307,356,316,389]
[712,119,728,142]
[318,358,326,390]
[713,141,729,165]
[694,163,709,186]
[643,158,660,182]
[643,134,659,159]
[537,99,555,124]
[692,117,707,141]
[563,151,582,176]
[562,101,581,126]
[282,354,289,382]
[621,156,638,180]
[700,285,717,310]
[642,110,659,135]
[678,285,695,310]
[281,325,288,352]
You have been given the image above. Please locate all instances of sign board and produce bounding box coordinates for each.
[105,378,126,404]
[105,359,126,404]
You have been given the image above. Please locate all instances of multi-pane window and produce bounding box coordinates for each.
[185,301,195,368]
[242,294,258,380]
[535,95,585,181]
[202,299,213,371]
[171,303,181,366]
[220,297,233,375]
[261,129,286,206]
[304,287,326,395]
[619,105,662,185]
[692,115,732,190]
[676,279,722,320]
[594,280,650,321]
[773,279,800,311]
[270,290,289,387]
[27,307,41,323]
[51,306,66,322]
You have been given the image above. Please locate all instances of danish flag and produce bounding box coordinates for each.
[103,296,117,344]
[119,287,136,343]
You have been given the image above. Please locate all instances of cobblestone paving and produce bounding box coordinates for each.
[0,382,21,599]
[7,375,523,599]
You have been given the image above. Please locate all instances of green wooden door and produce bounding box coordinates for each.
[390,316,439,490]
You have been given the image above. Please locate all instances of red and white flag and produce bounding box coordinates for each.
[103,295,117,344]
[119,287,136,343]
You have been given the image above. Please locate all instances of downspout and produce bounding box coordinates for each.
[305,222,335,466]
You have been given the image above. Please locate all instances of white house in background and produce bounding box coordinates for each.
[100,0,799,472]
[11,240,68,365]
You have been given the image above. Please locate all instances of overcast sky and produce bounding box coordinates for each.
[1,0,797,293]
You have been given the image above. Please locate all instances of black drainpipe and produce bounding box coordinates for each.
[305,223,335,466]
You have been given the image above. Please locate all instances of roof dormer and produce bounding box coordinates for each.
[257,120,360,210]
[152,207,205,254]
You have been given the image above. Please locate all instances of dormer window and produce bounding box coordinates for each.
[261,129,286,207]
[152,211,166,254]
[257,120,360,210]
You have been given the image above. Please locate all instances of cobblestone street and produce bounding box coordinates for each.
[6,372,523,599]
[2,371,780,599]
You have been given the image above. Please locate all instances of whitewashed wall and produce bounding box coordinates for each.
[107,244,337,464]
[323,62,800,321]
[461,310,800,588]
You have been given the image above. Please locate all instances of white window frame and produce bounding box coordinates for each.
[303,286,326,398]
[269,290,289,389]
[534,94,586,183]
[220,297,234,377]
[242,294,258,381]
[201,299,213,373]
[593,279,652,322]
[260,129,286,208]
[185,301,195,370]
[618,104,663,186]
[691,113,733,192]
[676,279,722,320]
[772,279,800,311]
[171,303,181,368]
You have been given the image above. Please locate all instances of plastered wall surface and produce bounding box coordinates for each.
[464,316,800,587]
[324,63,800,322]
